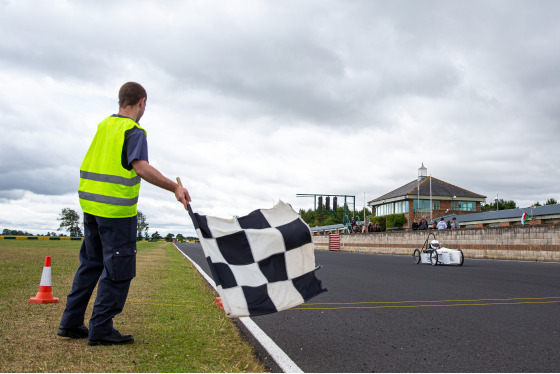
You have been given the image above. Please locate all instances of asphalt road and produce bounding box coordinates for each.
[176,243,560,372]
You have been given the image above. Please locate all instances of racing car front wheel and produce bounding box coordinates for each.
[413,249,420,264]
[458,249,464,266]
[430,250,438,266]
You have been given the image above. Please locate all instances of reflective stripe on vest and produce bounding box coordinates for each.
[78,191,139,206]
[78,115,146,218]
[80,171,141,187]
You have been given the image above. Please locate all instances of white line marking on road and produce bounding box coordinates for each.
[174,243,304,373]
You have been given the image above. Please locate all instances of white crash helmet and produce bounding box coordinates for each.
[430,240,440,250]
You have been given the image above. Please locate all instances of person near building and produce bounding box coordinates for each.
[57,82,191,346]
[418,216,428,230]
[437,218,447,230]
[451,217,460,229]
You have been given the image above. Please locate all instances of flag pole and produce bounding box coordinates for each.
[176,177,195,220]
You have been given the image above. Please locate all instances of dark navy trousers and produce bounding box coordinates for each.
[59,212,137,339]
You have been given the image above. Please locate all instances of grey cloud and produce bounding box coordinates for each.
[0,166,76,196]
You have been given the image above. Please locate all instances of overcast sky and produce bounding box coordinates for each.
[1,0,559,236]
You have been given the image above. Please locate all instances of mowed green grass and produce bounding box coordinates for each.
[0,240,267,373]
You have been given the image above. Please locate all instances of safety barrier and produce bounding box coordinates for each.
[0,236,83,241]
[329,234,340,251]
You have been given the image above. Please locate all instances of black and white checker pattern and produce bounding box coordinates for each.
[189,201,327,318]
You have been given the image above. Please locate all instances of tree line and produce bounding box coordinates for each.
[298,205,407,231]
[1,208,197,241]
[480,198,557,211]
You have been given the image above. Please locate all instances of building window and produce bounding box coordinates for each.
[395,201,409,214]
[413,200,430,212]
[452,201,476,211]
[413,199,440,212]
[374,201,409,216]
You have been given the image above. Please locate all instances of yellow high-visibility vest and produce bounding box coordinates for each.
[78,115,147,218]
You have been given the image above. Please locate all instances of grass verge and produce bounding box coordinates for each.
[0,240,267,372]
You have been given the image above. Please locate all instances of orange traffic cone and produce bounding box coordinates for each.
[29,256,59,304]
[215,297,224,310]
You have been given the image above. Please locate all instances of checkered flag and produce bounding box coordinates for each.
[188,201,327,318]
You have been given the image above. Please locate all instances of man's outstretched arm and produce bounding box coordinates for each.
[131,160,191,209]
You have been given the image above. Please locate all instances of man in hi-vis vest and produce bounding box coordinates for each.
[57,82,191,346]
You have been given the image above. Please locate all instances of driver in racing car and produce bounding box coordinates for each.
[427,239,440,253]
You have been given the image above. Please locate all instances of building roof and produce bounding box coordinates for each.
[435,204,560,224]
[368,177,486,204]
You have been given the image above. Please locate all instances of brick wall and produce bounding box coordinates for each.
[313,224,560,262]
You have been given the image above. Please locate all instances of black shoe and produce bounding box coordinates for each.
[57,325,89,339]
[88,330,134,346]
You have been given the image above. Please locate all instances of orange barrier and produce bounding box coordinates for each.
[329,234,340,251]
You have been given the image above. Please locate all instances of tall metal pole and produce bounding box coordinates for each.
[417,179,419,220]
[430,175,433,222]
[364,192,366,222]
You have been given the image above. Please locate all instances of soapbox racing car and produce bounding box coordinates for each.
[413,232,464,266]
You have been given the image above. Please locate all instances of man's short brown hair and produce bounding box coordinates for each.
[118,82,147,108]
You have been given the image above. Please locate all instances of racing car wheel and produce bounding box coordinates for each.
[430,250,438,266]
[413,249,420,264]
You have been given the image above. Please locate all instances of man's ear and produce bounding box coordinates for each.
[138,97,146,108]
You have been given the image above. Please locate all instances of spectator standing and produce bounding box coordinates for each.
[418,216,428,230]
[451,217,459,229]
[437,218,447,230]
[412,219,419,230]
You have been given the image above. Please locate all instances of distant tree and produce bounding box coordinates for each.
[545,198,558,205]
[58,208,82,237]
[165,233,174,242]
[299,206,369,228]
[176,233,185,242]
[481,199,517,211]
[137,210,149,241]
[151,231,162,240]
